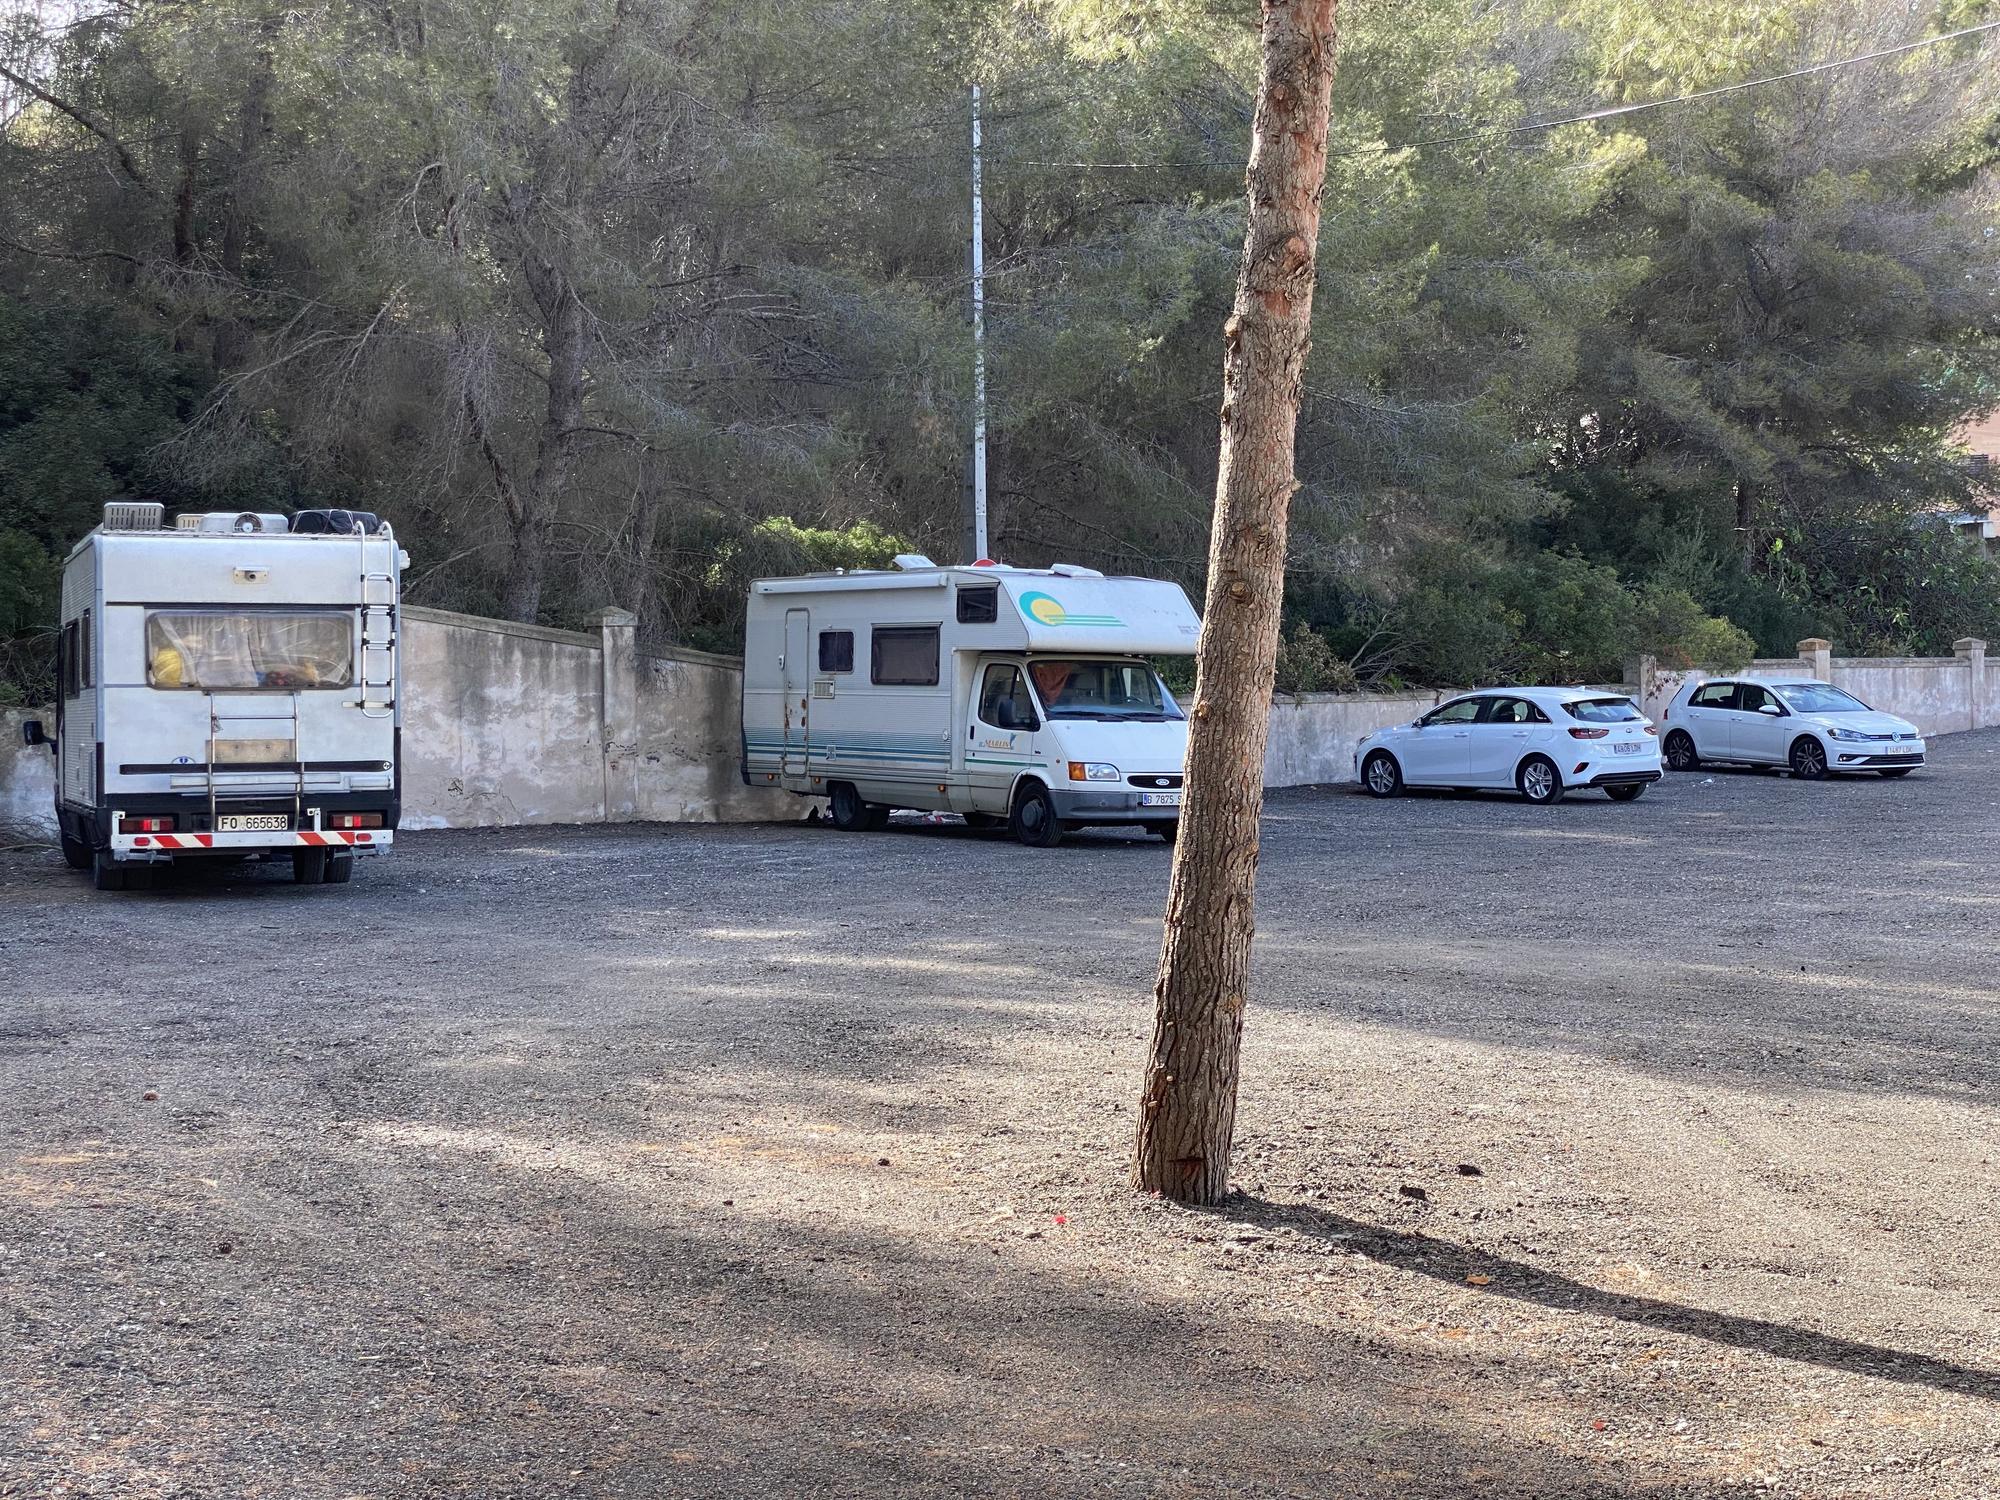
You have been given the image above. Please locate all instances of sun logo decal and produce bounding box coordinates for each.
[1018,590,1124,628]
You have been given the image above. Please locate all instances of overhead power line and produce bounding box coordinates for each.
[1013,17,2000,171]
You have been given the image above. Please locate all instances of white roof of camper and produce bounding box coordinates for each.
[751,564,1202,654]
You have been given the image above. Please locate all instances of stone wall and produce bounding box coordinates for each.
[1262,690,1445,788]
[2,707,58,842]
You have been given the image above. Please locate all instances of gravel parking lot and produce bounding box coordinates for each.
[5,736,2000,1499]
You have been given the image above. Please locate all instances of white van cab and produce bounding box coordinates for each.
[741,558,1199,845]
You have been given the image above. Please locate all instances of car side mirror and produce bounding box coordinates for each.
[21,718,48,749]
[1758,704,1782,716]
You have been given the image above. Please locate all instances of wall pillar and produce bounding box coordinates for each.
[1955,637,1987,731]
[1798,637,1832,682]
[599,608,641,822]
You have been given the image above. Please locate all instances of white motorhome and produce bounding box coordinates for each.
[742,559,1200,845]
[21,502,406,889]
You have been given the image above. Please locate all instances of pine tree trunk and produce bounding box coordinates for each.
[1134,0,1341,1206]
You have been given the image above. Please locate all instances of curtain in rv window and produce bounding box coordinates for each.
[870,625,939,686]
[146,612,355,690]
[818,629,854,673]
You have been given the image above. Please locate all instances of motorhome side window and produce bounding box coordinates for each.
[146,611,356,691]
[956,586,998,625]
[870,625,939,686]
[818,629,854,673]
[977,664,1038,730]
[80,610,93,688]
[60,620,79,698]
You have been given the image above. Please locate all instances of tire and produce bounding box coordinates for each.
[1155,819,1179,843]
[91,848,126,891]
[1517,755,1565,805]
[323,851,355,884]
[1878,767,1916,778]
[828,782,876,831]
[1010,782,1066,848]
[292,848,329,884]
[1662,731,1700,772]
[1606,783,1647,802]
[1788,737,1829,780]
[862,803,891,831]
[1361,751,1403,798]
[962,812,1003,830]
[59,825,92,871]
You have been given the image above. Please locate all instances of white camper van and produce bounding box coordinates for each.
[742,559,1200,846]
[20,502,406,890]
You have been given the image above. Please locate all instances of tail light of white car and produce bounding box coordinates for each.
[1568,727,1609,740]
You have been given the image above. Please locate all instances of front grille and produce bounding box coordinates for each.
[1858,753,1923,766]
[1127,773,1184,790]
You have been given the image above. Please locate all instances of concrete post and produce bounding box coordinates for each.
[1798,638,1832,682]
[1955,637,1987,731]
[598,608,641,822]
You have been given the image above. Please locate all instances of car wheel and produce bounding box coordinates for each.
[1362,751,1403,798]
[59,824,92,871]
[1788,737,1829,780]
[1010,782,1066,848]
[828,782,877,831]
[323,851,355,884]
[1662,731,1700,772]
[1155,819,1179,843]
[1878,767,1916,778]
[292,848,329,884]
[1517,755,1565,805]
[91,848,127,891]
[1606,783,1647,802]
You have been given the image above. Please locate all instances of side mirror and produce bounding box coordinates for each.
[1758,704,1782,717]
[21,719,48,749]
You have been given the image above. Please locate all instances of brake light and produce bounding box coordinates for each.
[118,815,175,833]
[328,812,384,830]
[1567,727,1609,740]
[1644,725,1657,736]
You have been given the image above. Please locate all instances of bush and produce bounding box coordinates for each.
[1273,622,1358,694]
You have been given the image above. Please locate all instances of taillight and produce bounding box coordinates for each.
[328,812,385,830]
[1568,727,1609,740]
[1644,725,1657,736]
[118,815,175,833]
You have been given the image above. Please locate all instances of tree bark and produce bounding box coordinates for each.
[1133,0,1341,1206]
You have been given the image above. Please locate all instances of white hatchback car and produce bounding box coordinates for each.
[1356,687,1663,804]
[1658,677,1925,779]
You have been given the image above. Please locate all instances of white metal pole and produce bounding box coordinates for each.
[970,83,989,561]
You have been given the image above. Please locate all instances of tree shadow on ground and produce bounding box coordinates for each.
[1226,1194,2000,1403]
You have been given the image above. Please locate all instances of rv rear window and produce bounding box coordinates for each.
[957,586,999,624]
[146,611,355,691]
[818,629,854,674]
[871,626,939,686]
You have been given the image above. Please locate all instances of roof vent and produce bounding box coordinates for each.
[182,511,289,534]
[1048,562,1104,578]
[102,501,165,532]
[893,553,936,571]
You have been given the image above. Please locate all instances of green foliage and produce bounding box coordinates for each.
[1273,623,1359,695]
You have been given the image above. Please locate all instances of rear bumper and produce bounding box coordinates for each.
[1583,769,1663,788]
[1565,749,1664,787]
[108,826,391,860]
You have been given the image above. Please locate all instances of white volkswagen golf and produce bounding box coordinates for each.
[1657,677,1925,779]
[1355,688,1663,804]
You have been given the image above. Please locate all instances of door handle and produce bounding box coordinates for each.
[1452,731,1469,738]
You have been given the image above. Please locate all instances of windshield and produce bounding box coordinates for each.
[1027,659,1184,721]
[1775,683,1868,714]
[147,611,355,690]
[1565,697,1644,723]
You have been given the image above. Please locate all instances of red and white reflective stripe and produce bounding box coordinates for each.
[149,833,215,849]
[127,830,382,849]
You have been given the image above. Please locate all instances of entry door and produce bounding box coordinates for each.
[1682,681,1739,758]
[782,609,810,776]
[1732,683,1789,764]
[1464,696,1537,787]
[1404,699,1479,785]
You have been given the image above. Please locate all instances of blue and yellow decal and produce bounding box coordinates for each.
[1018,590,1124,629]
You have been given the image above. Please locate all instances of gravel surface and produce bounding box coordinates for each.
[4,737,2000,1499]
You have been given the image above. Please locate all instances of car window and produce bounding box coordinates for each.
[1774,682,1868,713]
[1689,682,1738,710]
[977,663,1038,730]
[1423,698,1482,726]
[1738,684,1779,714]
[1565,697,1643,723]
[1479,696,1537,725]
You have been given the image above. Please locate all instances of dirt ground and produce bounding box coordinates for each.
[4,737,2000,1499]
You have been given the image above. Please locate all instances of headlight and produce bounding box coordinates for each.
[1825,728,1869,742]
[1067,761,1120,781]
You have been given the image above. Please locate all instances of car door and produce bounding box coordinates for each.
[1682,681,1740,759]
[1465,695,1538,787]
[964,661,1041,813]
[1402,697,1481,786]
[1732,682,1790,765]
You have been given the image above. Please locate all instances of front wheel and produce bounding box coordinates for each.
[1155,819,1179,844]
[1517,756,1565,805]
[1789,737,1829,780]
[1662,731,1700,772]
[1606,783,1648,802]
[1361,752,1403,798]
[1010,783,1066,848]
